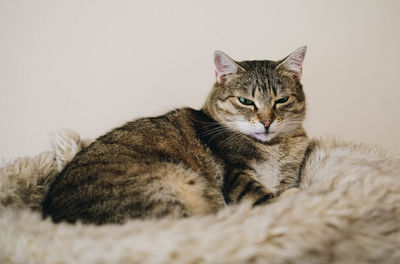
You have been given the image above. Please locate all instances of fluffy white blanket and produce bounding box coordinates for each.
[1,129,399,264]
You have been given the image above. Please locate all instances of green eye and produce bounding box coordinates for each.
[238,97,254,106]
[275,96,289,104]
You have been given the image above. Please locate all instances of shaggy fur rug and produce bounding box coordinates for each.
[1,129,400,264]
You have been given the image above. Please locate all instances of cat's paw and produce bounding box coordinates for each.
[248,183,275,207]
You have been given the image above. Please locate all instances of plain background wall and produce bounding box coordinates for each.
[1,0,399,158]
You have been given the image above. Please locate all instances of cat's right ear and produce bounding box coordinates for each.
[214,51,244,84]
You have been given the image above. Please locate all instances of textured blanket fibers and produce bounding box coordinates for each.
[1,130,400,263]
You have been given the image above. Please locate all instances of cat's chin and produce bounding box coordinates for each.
[251,132,276,142]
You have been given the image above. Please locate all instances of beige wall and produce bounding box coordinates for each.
[1,0,400,158]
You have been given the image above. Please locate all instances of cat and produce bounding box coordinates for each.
[42,47,310,224]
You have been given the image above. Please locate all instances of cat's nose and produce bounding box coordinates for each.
[262,121,272,128]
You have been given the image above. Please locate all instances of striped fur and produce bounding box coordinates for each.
[42,47,309,224]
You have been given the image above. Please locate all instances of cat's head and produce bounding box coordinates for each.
[203,47,307,142]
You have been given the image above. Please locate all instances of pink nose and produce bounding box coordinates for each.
[262,121,272,128]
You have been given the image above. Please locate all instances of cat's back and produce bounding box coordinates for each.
[42,108,225,224]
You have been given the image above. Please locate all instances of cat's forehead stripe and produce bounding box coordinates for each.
[251,85,256,98]
[241,60,276,99]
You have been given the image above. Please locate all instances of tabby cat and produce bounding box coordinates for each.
[42,47,309,224]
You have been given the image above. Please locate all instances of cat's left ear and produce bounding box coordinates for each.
[276,46,307,80]
[214,51,244,84]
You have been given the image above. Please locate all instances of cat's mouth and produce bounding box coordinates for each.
[229,119,277,142]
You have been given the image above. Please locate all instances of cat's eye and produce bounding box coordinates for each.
[238,97,254,106]
[275,96,289,104]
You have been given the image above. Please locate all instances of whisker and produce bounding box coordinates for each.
[198,123,221,129]
[217,133,241,147]
[199,127,227,137]
[207,128,230,144]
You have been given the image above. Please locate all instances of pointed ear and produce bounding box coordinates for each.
[276,46,307,80]
[214,50,243,84]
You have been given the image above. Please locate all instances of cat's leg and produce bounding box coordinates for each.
[222,167,275,206]
[122,162,226,220]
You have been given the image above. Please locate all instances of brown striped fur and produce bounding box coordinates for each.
[42,47,309,224]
